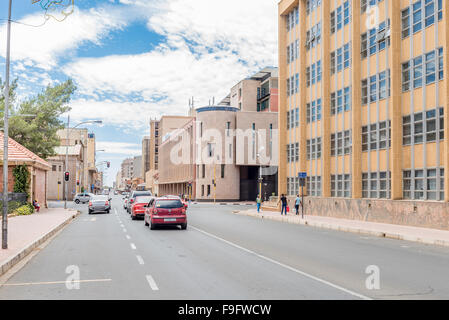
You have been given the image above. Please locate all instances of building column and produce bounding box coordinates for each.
[299,0,307,192]
[444,0,449,202]
[278,2,288,197]
[389,0,403,200]
[351,0,362,199]
[321,1,331,197]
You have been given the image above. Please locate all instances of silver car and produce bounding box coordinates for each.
[74,192,95,204]
[88,195,112,214]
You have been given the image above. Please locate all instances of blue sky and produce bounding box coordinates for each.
[0,0,278,186]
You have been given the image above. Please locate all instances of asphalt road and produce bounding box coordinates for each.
[1,194,449,300]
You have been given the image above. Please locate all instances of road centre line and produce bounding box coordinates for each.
[146,275,159,291]
[136,255,145,265]
[130,243,137,250]
[190,225,372,300]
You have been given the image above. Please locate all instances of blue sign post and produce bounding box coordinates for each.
[298,172,307,218]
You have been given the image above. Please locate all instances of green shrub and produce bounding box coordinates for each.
[0,200,23,214]
[14,205,34,216]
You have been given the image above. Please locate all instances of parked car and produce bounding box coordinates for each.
[74,192,95,204]
[130,196,154,220]
[144,197,187,230]
[88,195,112,214]
[127,190,152,213]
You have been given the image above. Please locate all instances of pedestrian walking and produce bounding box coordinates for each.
[295,194,302,215]
[277,194,288,215]
[256,194,262,213]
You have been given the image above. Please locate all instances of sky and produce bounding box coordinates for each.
[0,0,278,187]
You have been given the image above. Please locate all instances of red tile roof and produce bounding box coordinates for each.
[0,132,51,170]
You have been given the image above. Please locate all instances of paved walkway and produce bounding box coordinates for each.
[235,208,449,247]
[0,208,79,276]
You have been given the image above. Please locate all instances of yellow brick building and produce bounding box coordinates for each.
[278,0,449,210]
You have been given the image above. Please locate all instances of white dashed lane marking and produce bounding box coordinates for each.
[136,255,145,265]
[146,275,159,291]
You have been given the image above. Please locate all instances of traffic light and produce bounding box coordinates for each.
[64,172,70,181]
[76,180,80,186]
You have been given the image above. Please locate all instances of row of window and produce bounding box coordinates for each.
[331,86,351,115]
[331,174,351,198]
[401,0,443,39]
[330,43,351,75]
[402,48,443,92]
[403,108,444,145]
[287,143,299,163]
[286,73,299,96]
[361,20,390,59]
[362,120,391,152]
[331,130,352,156]
[306,0,321,15]
[306,23,322,51]
[287,108,299,130]
[306,137,322,160]
[330,1,351,34]
[286,6,299,32]
[362,171,391,199]
[361,70,391,105]
[306,99,322,123]
[404,168,444,201]
[286,40,299,64]
[361,0,384,14]
[306,61,322,87]
[307,176,322,197]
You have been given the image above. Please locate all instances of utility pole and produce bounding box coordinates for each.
[2,0,13,250]
[64,115,70,209]
[213,163,216,204]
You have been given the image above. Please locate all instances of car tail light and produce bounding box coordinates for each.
[182,209,186,215]
[130,199,134,203]
[105,201,109,206]
[88,202,92,207]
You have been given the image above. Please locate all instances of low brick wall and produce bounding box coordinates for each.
[289,197,449,231]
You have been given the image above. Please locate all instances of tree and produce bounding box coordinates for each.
[0,79,76,159]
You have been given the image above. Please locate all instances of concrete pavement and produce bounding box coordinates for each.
[1,195,449,299]
[235,208,449,247]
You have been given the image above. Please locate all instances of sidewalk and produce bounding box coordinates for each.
[235,208,449,247]
[0,208,79,276]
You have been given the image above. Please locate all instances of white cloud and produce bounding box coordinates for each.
[96,141,141,156]
[0,5,128,69]
[63,0,278,127]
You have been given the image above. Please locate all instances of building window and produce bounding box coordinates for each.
[330,1,350,34]
[306,176,321,197]
[331,43,351,75]
[207,185,211,196]
[306,0,321,15]
[226,122,231,136]
[361,70,390,105]
[361,20,390,59]
[52,165,57,172]
[331,130,352,156]
[362,172,391,199]
[403,108,444,145]
[221,165,225,179]
[362,121,391,152]
[403,168,444,201]
[402,0,443,38]
[306,61,321,87]
[286,6,299,32]
[306,23,321,51]
[402,48,444,92]
[331,86,351,115]
[201,185,204,197]
[202,164,205,178]
[307,99,322,123]
[306,137,322,160]
[331,174,351,198]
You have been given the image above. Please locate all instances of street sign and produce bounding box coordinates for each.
[298,172,307,179]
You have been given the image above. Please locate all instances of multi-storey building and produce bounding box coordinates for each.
[278,0,449,228]
[145,120,160,194]
[142,136,151,181]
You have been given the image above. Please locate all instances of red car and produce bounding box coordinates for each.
[131,196,153,220]
[144,197,187,230]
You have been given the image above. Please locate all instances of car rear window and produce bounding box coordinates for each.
[132,192,152,198]
[155,200,183,209]
[135,196,152,203]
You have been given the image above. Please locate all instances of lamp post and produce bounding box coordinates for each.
[2,0,12,250]
[64,117,102,209]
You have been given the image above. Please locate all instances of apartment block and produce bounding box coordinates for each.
[278,0,449,229]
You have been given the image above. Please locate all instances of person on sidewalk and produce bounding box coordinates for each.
[278,194,288,215]
[295,195,302,215]
[256,195,262,213]
[32,200,40,213]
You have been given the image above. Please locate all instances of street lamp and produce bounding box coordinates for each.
[257,146,265,201]
[2,0,13,250]
[64,116,102,209]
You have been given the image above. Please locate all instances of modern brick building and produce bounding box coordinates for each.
[278,0,449,228]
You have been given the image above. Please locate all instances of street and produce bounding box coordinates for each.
[0,194,449,300]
